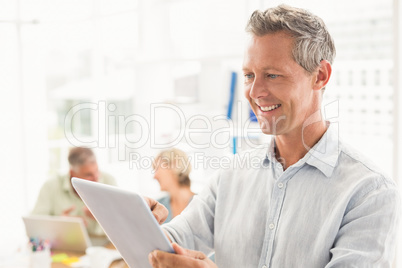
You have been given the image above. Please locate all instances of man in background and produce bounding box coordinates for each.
[32,147,116,237]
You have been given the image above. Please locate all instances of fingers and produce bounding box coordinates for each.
[62,205,76,216]
[148,250,207,268]
[143,197,169,224]
[62,206,88,226]
[153,202,169,224]
[144,196,152,208]
[172,243,207,260]
[172,243,186,255]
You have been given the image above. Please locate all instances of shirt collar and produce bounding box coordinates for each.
[304,123,340,177]
[62,174,74,192]
[265,123,340,178]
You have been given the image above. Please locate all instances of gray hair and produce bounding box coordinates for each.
[246,4,336,74]
[68,147,96,168]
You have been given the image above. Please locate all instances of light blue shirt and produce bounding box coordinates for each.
[158,195,174,223]
[158,195,195,223]
[162,124,400,267]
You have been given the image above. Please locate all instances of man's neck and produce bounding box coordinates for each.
[274,120,328,170]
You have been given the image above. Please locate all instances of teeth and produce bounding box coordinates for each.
[260,104,280,112]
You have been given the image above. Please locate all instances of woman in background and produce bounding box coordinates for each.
[153,148,194,223]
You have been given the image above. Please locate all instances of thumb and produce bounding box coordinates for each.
[172,243,186,255]
[172,243,206,260]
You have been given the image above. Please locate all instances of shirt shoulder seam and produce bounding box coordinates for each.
[339,150,394,187]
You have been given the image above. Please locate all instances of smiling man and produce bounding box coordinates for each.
[147,5,400,268]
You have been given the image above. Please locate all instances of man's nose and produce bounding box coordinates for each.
[249,76,269,99]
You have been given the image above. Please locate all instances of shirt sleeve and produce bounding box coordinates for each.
[325,179,401,267]
[161,170,220,255]
[31,180,54,216]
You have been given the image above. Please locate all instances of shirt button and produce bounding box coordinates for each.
[269,223,275,230]
[278,183,284,188]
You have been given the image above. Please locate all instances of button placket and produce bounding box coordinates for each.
[264,173,289,268]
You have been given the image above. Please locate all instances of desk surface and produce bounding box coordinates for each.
[51,243,129,268]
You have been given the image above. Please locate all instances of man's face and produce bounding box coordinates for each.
[243,32,319,136]
[70,161,99,182]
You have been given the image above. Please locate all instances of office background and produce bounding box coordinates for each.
[1,0,401,266]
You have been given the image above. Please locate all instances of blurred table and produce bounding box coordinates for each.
[51,243,128,268]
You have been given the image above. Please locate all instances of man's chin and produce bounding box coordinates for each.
[261,129,272,135]
[259,124,279,136]
[258,119,287,136]
[261,129,279,136]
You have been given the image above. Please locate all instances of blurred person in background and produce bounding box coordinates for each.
[31,147,116,237]
[153,148,195,223]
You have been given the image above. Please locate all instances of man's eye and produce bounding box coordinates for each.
[267,74,279,79]
[244,74,254,80]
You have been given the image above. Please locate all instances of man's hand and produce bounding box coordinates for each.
[148,243,217,268]
[62,205,76,217]
[61,205,88,226]
[83,206,95,220]
[143,197,168,224]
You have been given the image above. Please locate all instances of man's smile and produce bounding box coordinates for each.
[257,104,281,112]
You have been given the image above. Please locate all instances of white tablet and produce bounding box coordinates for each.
[22,215,91,252]
[71,177,174,268]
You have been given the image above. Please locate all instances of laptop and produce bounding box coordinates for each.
[71,177,174,268]
[22,215,92,252]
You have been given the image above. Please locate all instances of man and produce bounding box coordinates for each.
[32,147,116,236]
[146,5,400,268]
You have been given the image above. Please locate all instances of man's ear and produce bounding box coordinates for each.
[313,60,332,91]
